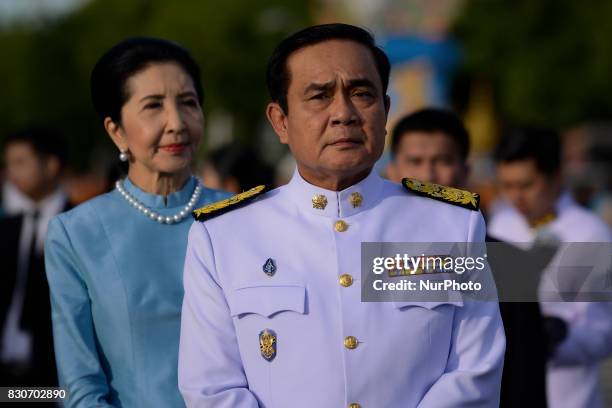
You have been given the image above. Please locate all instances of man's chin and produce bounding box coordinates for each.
[324,149,376,165]
[325,162,373,179]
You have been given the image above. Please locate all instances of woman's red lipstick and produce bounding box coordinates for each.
[160,142,189,153]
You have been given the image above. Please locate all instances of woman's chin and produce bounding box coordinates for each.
[152,159,192,176]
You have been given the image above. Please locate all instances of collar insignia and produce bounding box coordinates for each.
[530,212,556,229]
[312,194,328,210]
[349,192,363,208]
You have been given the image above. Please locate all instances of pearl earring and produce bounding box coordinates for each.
[119,150,130,162]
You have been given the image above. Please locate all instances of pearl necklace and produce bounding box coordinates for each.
[115,178,202,224]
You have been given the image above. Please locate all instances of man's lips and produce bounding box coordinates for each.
[159,142,190,153]
[328,138,363,147]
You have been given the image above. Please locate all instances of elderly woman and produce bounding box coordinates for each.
[44,38,230,407]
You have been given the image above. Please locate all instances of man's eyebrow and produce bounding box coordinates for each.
[303,78,378,94]
[304,80,336,94]
[346,78,377,89]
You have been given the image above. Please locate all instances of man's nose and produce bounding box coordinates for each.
[330,93,359,126]
[507,188,524,206]
[427,163,439,184]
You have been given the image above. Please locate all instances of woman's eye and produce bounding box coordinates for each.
[182,99,198,107]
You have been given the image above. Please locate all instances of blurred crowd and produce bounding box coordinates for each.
[3,118,609,224]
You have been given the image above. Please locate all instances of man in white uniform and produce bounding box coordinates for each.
[387,108,548,406]
[489,127,612,408]
[179,23,505,408]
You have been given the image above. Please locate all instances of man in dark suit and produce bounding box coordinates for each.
[0,127,70,387]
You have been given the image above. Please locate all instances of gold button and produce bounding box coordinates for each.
[334,220,348,232]
[344,336,358,349]
[339,274,353,287]
[348,403,361,408]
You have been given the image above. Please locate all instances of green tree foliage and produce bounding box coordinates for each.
[454,0,612,127]
[0,0,310,169]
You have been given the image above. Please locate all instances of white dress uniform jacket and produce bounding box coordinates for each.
[179,170,505,408]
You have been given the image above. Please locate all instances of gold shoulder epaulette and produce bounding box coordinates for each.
[401,178,479,211]
[193,185,267,222]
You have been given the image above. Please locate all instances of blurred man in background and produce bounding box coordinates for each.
[386,107,469,187]
[489,127,612,408]
[200,142,274,193]
[388,108,548,406]
[0,127,70,387]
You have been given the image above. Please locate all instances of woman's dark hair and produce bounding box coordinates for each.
[390,108,470,162]
[90,37,203,124]
[494,126,561,177]
[266,23,390,113]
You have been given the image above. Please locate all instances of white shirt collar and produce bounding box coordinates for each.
[555,190,575,214]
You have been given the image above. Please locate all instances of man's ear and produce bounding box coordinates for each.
[104,117,127,152]
[266,102,289,145]
[222,176,242,195]
[44,156,61,179]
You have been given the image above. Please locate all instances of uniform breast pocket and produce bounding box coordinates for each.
[227,284,307,319]
[392,300,462,348]
[226,284,308,404]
